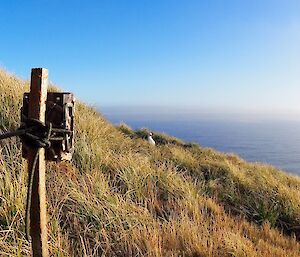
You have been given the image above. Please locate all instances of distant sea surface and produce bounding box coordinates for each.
[101,108,300,176]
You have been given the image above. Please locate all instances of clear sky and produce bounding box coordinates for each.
[0,1,299,113]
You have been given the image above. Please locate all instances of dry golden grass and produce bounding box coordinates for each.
[0,69,300,256]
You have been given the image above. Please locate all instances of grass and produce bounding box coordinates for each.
[0,69,300,256]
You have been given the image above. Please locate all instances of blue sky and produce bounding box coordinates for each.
[0,1,299,113]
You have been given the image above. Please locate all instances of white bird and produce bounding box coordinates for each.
[148,132,156,146]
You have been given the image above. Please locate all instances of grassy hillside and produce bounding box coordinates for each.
[0,69,300,256]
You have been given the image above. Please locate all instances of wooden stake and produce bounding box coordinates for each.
[27,68,49,257]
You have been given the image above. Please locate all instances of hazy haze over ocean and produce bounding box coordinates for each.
[101,106,300,176]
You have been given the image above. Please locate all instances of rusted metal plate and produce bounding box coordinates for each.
[21,92,75,161]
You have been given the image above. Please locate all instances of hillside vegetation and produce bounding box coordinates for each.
[0,69,300,256]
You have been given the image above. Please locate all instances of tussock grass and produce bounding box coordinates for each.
[0,69,300,256]
[161,145,300,235]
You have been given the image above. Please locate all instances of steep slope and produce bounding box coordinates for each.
[0,69,299,256]
[120,126,300,236]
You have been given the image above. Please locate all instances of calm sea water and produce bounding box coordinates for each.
[101,108,300,176]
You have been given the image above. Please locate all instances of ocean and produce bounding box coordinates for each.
[101,107,300,176]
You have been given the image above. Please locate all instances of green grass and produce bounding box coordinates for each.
[0,69,300,256]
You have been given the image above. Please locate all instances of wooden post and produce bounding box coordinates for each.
[27,68,49,257]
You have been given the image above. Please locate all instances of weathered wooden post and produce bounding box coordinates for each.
[27,68,49,256]
[20,68,75,256]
